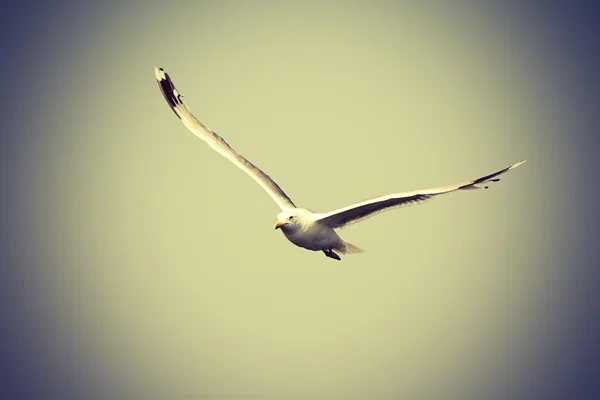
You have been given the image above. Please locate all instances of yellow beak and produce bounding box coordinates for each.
[274,221,285,230]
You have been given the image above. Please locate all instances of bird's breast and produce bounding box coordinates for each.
[281,222,340,251]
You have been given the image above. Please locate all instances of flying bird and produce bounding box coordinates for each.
[155,68,525,261]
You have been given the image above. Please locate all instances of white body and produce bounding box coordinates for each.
[277,209,341,251]
[282,221,339,251]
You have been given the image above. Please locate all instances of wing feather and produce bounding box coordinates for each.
[155,68,296,210]
[315,160,525,228]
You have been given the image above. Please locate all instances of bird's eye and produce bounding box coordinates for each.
[288,216,294,220]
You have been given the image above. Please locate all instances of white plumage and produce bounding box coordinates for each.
[155,67,525,261]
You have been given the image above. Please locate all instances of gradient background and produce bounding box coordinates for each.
[1,1,598,399]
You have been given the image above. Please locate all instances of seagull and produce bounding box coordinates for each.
[155,67,525,261]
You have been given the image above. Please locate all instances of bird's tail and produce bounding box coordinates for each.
[339,240,365,254]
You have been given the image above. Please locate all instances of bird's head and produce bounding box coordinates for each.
[274,209,309,231]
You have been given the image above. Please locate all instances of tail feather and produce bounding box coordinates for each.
[339,240,365,254]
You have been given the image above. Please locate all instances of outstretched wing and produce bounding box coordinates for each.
[314,160,525,228]
[155,67,296,210]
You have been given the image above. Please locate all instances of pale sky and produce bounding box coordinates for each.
[1,2,598,399]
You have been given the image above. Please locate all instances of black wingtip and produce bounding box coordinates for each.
[155,67,183,119]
